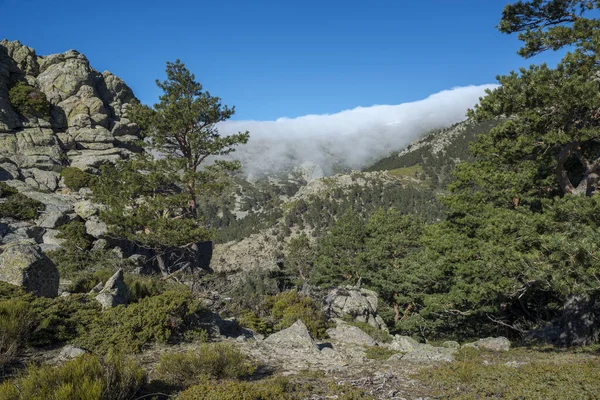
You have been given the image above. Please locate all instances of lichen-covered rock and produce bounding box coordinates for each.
[0,40,141,191]
[37,210,68,229]
[94,268,128,309]
[326,320,377,347]
[264,320,319,351]
[57,344,87,361]
[324,286,388,331]
[386,335,456,363]
[85,217,107,238]
[0,243,59,297]
[463,337,511,352]
[74,200,100,219]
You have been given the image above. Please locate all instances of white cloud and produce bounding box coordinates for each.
[218,84,497,177]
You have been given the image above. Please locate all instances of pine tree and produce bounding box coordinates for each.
[95,61,249,276]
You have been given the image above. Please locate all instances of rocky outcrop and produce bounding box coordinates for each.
[94,268,128,309]
[323,286,388,331]
[0,243,59,297]
[326,319,377,347]
[0,39,141,191]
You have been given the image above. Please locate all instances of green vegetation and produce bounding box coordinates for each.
[73,289,207,354]
[156,343,256,386]
[0,300,29,369]
[8,81,50,118]
[60,166,96,191]
[0,182,45,220]
[0,353,145,400]
[364,346,399,360]
[0,282,205,354]
[238,290,329,338]
[178,376,374,400]
[96,60,249,276]
[419,348,600,399]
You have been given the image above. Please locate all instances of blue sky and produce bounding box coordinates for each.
[1,0,565,121]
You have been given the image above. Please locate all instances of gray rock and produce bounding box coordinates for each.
[57,344,87,361]
[326,320,377,347]
[94,268,128,309]
[386,335,456,363]
[74,200,100,219]
[42,229,65,247]
[463,337,511,352]
[0,244,59,297]
[389,335,420,353]
[324,286,388,331]
[37,211,68,229]
[264,320,319,351]
[85,217,107,238]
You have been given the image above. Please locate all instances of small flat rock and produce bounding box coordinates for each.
[463,337,511,352]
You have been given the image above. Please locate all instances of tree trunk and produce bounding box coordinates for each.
[156,252,169,277]
[394,302,400,322]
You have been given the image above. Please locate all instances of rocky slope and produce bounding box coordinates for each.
[0,39,140,191]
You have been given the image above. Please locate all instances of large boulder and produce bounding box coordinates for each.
[94,268,128,309]
[323,286,388,331]
[326,320,376,347]
[0,244,59,297]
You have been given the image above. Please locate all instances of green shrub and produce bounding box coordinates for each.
[0,353,145,400]
[0,300,30,369]
[0,282,100,348]
[238,310,272,335]
[178,377,289,400]
[60,167,96,191]
[268,291,330,338]
[8,81,50,118]
[73,289,206,354]
[0,193,45,220]
[364,346,398,360]
[418,348,600,399]
[157,343,256,386]
[0,182,18,198]
[26,294,101,347]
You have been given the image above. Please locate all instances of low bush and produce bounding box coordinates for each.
[0,193,45,220]
[177,377,289,400]
[73,289,207,354]
[8,81,50,118]
[418,347,600,399]
[0,283,100,348]
[178,376,374,400]
[0,300,30,369]
[0,182,18,198]
[364,346,399,360]
[157,343,256,386]
[0,353,145,400]
[268,290,329,338]
[237,290,329,338]
[60,167,96,191]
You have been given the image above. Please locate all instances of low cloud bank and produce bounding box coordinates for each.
[219,84,497,177]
